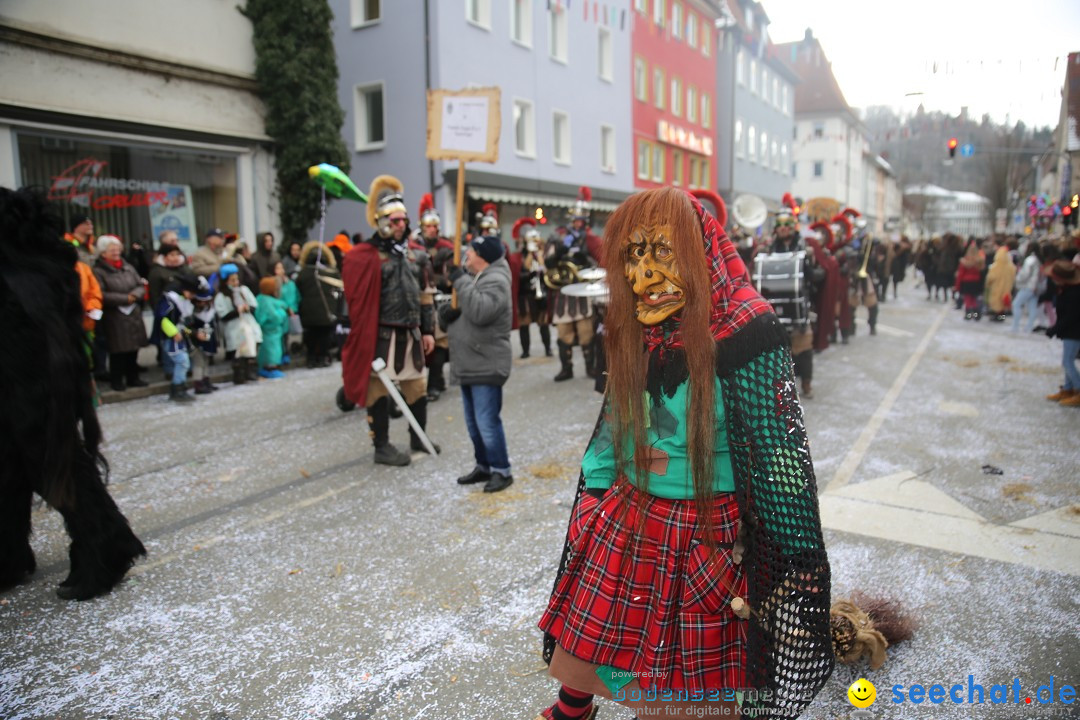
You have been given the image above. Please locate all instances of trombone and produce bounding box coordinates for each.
[857,236,873,279]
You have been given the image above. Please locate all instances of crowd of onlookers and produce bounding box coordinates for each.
[66,213,363,402]
[910,231,1080,407]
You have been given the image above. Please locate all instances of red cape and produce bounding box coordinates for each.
[341,244,382,407]
[805,237,840,351]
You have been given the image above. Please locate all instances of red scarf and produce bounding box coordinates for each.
[642,192,771,352]
[108,258,124,269]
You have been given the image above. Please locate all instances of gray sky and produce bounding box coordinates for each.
[764,0,1080,129]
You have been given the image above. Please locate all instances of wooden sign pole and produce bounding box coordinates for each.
[452,159,466,309]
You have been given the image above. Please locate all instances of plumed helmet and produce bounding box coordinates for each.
[478,203,499,234]
[367,175,407,238]
[842,206,867,230]
[830,213,854,244]
[511,217,541,249]
[571,186,592,221]
[777,193,799,229]
[417,193,440,228]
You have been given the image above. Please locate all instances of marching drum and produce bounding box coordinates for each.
[559,280,609,302]
[753,251,811,326]
[577,267,607,282]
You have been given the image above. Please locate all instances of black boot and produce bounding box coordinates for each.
[868,305,879,335]
[232,360,247,385]
[483,471,514,493]
[582,341,597,379]
[408,398,441,454]
[540,324,552,356]
[554,341,574,382]
[457,466,491,485]
[194,378,213,395]
[246,357,259,381]
[368,398,409,466]
[169,383,195,403]
[519,325,531,359]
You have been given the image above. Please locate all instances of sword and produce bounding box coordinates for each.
[371,357,438,456]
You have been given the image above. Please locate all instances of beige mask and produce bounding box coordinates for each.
[625,223,686,325]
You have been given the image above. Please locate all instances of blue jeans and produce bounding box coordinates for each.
[1011,288,1038,333]
[1063,339,1080,391]
[161,341,191,385]
[460,384,510,475]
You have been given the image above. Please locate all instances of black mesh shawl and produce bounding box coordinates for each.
[542,313,833,719]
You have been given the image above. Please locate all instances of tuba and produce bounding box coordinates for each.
[543,260,580,289]
[732,194,768,232]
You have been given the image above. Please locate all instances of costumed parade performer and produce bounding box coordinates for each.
[841,208,878,338]
[409,193,455,401]
[512,216,552,358]
[340,175,438,466]
[535,187,833,720]
[546,187,603,382]
[806,220,842,354]
[0,186,145,601]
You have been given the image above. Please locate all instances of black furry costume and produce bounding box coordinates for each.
[0,186,145,601]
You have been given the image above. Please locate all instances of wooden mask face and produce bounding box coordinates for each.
[624,223,686,325]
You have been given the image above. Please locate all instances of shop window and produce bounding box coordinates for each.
[354,82,385,150]
[17,131,238,258]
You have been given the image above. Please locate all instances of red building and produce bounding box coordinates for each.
[632,0,721,190]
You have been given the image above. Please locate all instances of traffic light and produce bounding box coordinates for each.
[1064,205,1074,229]
[948,137,958,159]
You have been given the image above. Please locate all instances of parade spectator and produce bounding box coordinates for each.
[1044,260,1080,407]
[189,281,219,394]
[955,239,985,320]
[443,235,514,493]
[225,240,260,295]
[326,231,352,267]
[156,275,201,402]
[935,234,961,302]
[190,227,228,278]
[255,276,289,379]
[1036,244,1063,331]
[984,241,1016,322]
[275,260,301,364]
[890,236,912,300]
[282,241,303,279]
[215,263,262,384]
[148,244,194,310]
[125,234,152,280]
[251,232,281,279]
[1011,242,1043,333]
[93,235,149,392]
[296,241,342,369]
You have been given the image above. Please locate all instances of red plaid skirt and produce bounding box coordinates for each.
[539,483,747,693]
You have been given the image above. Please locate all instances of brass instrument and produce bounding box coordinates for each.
[526,249,545,299]
[857,236,873,279]
[543,260,580,289]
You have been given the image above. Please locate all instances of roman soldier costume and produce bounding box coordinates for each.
[546,186,602,382]
[512,217,552,358]
[841,208,879,338]
[340,175,438,466]
[409,193,454,401]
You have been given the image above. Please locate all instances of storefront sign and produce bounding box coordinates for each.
[150,185,197,256]
[657,120,713,157]
[48,157,173,211]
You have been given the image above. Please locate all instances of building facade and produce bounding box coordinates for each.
[328,0,635,239]
[713,0,796,218]
[629,0,720,197]
[904,183,992,239]
[0,0,277,257]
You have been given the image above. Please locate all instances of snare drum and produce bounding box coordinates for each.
[753,251,811,326]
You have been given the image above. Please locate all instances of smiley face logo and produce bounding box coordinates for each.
[847,678,877,708]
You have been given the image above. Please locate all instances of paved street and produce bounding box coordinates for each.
[2,280,1078,720]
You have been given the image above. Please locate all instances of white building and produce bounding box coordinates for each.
[904,183,992,239]
[0,1,278,255]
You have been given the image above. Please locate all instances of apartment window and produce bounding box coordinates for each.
[687,86,697,123]
[686,156,697,188]
[760,130,769,167]
[749,58,757,95]
[781,143,789,175]
[762,68,770,104]
[598,27,613,82]
[514,98,536,157]
[653,0,666,27]
[702,23,711,56]
[637,139,651,179]
[511,0,532,46]
[350,0,380,27]
[549,6,568,62]
[791,162,797,178]
[687,12,697,49]
[736,50,744,85]
[553,110,571,165]
[813,160,824,178]
[792,125,797,140]
[692,156,708,188]
[782,85,789,114]
[772,76,780,109]
[701,93,711,129]
[672,3,682,39]
[771,139,779,171]
[735,118,744,158]
[653,68,665,109]
[601,125,616,172]
[652,144,664,182]
[672,151,684,186]
[634,57,648,101]
[353,82,385,150]
[747,125,756,162]
[671,77,682,116]
[467,0,491,28]
[813,121,824,139]
[634,0,646,12]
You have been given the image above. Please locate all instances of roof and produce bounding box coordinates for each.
[720,0,799,83]
[773,33,854,119]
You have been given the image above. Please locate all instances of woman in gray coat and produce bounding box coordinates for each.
[442,235,514,493]
[93,235,149,391]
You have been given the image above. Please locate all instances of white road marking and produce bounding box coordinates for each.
[820,471,1080,576]
[874,323,915,338]
[828,307,948,491]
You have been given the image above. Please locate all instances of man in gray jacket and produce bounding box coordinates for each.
[441,235,514,493]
